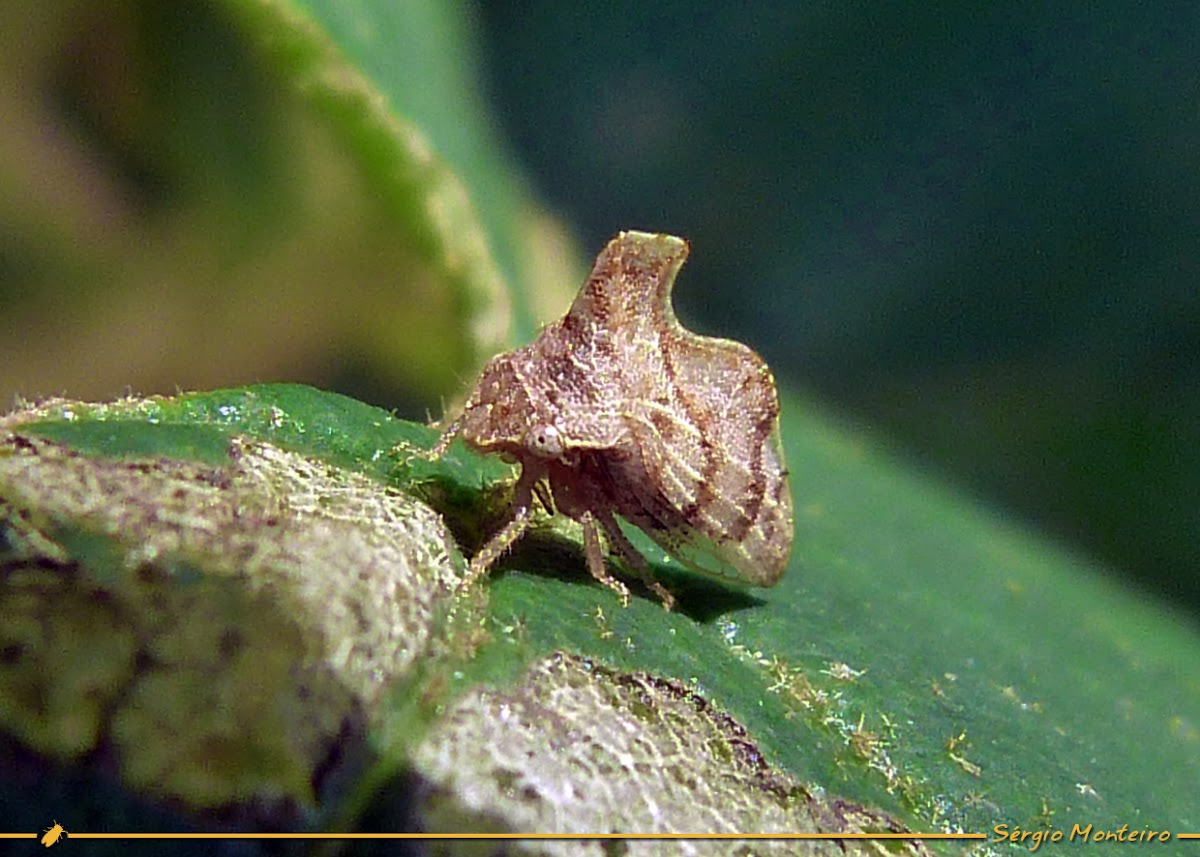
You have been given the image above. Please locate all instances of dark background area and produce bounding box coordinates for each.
[475,2,1200,618]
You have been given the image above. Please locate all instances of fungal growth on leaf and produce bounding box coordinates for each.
[430,231,793,609]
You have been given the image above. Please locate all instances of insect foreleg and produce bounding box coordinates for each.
[461,467,537,589]
[426,416,463,460]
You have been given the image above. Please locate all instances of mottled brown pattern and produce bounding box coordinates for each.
[429,231,793,609]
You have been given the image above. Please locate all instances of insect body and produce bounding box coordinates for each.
[432,231,793,609]
[41,821,66,847]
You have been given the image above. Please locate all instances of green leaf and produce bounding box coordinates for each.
[7,384,1196,845]
[450,387,1200,840]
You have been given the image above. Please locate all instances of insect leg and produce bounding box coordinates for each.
[579,510,632,607]
[594,511,675,611]
[426,416,463,460]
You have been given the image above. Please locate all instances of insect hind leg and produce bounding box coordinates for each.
[593,510,675,611]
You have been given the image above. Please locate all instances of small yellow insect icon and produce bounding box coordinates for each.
[40,820,67,847]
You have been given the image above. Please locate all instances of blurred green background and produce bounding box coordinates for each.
[2,0,1197,619]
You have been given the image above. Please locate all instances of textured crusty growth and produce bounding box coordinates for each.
[432,231,793,608]
[414,652,933,856]
[0,429,462,813]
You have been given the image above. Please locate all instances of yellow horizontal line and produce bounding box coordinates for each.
[12,830,1198,840]
[8,832,989,840]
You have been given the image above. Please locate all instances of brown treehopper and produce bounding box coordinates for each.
[429,231,793,609]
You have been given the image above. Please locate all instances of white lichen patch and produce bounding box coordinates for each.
[0,431,463,814]
[413,652,935,857]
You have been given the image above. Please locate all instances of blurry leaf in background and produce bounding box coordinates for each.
[0,0,579,420]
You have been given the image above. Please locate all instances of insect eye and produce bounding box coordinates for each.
[526,424,563,458]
